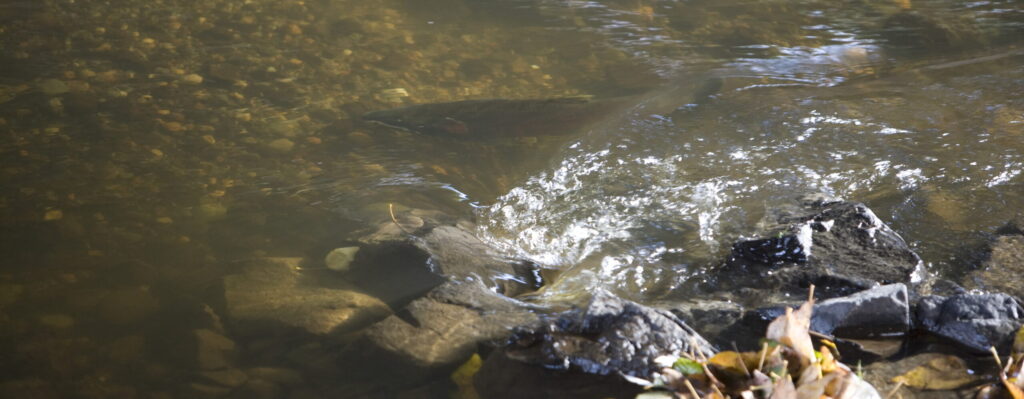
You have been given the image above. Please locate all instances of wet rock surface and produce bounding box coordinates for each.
[349,279,538,383]
[698,284,910,354]
[914,292,1024,353]
[810,283,911,338]
[498,289,715,378]
[223,257,392,336]
[721,199,923,300]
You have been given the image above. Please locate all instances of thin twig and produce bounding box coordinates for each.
[388,203,413,234]
[990,346,1004,371]
[808,284,816,303]
[758,341,769,371]
[808,330,833,341]
[683,378,702,399]
[702,363,725,391]
[691,337,709,362]
[710,383,725,399]
[731,342,751,376]
[884,380,905,399]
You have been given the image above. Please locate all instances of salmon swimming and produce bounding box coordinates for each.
[361,77,724,139]
[362,96,636,139]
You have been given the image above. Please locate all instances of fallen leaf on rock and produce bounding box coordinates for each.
[891,355,979,390]
[766,301,816,368]
[674,357,704,375]
[708,351,750,376]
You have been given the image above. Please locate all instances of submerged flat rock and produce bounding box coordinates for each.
[350,280,538,383]
[223,258,391,336]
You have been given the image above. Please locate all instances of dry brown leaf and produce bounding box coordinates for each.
[770,375,797,399]
[891,355,979,390]
[1014,325,1024,357]
[709,351,751,376]
[819,345,838,374]
[766,301,816,367]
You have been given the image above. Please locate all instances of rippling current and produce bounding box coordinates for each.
[461,0,1024,301]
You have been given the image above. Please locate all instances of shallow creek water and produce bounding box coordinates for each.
[1,0,1023,397]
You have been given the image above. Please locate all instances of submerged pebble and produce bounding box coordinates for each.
[37,79,69,95]
[266,138,295,152]
[181,74,204,85]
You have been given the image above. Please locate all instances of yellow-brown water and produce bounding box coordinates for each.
[1,0,1023,397]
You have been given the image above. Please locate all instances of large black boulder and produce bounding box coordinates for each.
[474,289,714,398]
[496,289,714,377]
[721,198,922,300]
[915,293,1024,353]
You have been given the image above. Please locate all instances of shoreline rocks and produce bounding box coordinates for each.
[345,279,539,385]
[473,289,713,398]
[915,292,1023,353]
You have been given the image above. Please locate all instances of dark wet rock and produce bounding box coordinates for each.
[915,293,1024,353]
[472,290,713,398]
[349,280,538,383]
[721,199,922,300]
[665,299,745,347]
[710,284,910,355]
[223,257,391,336]
[498,289,715,378]
[811,283,910,338]
[767,283,910,361]
[995,216,1024,236]
[967,234,1024,300]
